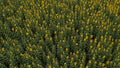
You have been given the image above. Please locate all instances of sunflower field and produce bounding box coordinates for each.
[0,0,120,68]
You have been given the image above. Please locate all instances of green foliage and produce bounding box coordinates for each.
[0,0,120,68]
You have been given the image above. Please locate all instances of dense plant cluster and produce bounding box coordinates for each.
[0,0,120,68]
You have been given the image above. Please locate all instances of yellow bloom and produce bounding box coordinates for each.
[40,46,42,49]
[2,48,5,52]
[97,42,101,47]
[47,55,50,59]
[60,46,62,48]
[64,62,66,65]
[99,62,102,66]
[54,31,57,34]
[66,56,69,59]
[102,55,106,59]
[32,0,34,2]
[20,53,23,56]
[80,34,83,37]
[29,48,32,51]
[80,64,83,67]
[48,65,52,68]
[60,31,64,34]
[45,34,48,37]
[12,28,14,31]
[84,38,87,41]
[92,57,95,60]
[104,38,106,43]
[90,35,93,38]
[90,40,93,43]
[88,60,92,64]
[66,48,68,51]
[76,43,78,46]
[32,62,35,65]
[49,37,52,41]
[76,51,79,54]
[86,65,89,68]
[27,24,30,27]
[90,45,93,49]
[62,40,65,42]
[71,57,74,61]
[94,38,97,43]
[26,32,29,35]
[60,66,63,68]
[101,36,103,39]
[94,61,97,64]
[56,25,59,28]
[102,63,105,67]
[19,6,23,9]
[98,48,101,51]
[74,62,77,65]
[76,29,79,32]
